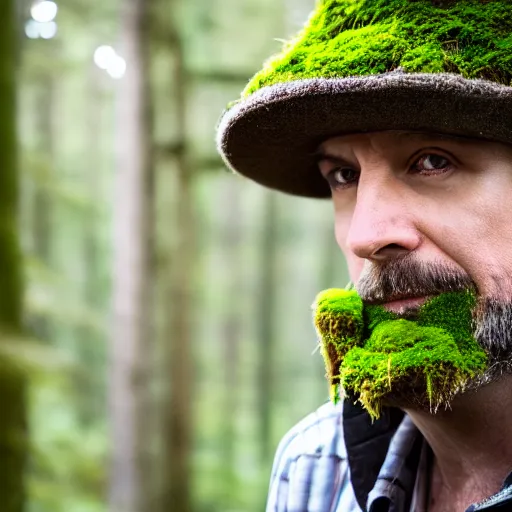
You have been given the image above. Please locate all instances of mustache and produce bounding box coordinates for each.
[356,257,476,303]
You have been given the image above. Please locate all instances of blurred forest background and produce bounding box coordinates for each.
[4,0,350,511]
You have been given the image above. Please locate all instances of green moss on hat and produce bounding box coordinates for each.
[243,0,512,98]
[313,288,488,419]
[217,0,512,198]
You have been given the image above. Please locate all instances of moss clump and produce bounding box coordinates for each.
[314,289,488,418]
[241,0,512,99]
[313,289,363,401]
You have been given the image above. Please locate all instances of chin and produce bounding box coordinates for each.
[379,387,461,415]
[344,364,475,418]
[374,364,511,415]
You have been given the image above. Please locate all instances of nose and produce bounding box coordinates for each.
[344,179,422,262]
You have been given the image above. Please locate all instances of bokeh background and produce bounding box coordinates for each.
[9,0,350,511]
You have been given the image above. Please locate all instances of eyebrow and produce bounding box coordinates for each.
[312,131,472,165]
[312,150,355,173]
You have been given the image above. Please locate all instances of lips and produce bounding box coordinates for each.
[382,296,431,313]
[363,294,433,313]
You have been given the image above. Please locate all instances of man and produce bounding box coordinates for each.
[216,1,512,510]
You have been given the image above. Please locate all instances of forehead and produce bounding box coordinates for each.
[318,131,475,153]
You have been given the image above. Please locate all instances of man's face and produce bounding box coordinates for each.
[317,131,512,303]
[315,131,512,407]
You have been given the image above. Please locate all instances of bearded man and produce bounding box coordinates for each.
[216,1,512,511]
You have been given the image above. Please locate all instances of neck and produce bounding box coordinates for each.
[405,375,512,509]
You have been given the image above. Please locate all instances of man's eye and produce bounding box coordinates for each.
[412,154,451,174]
[327,167,359,188]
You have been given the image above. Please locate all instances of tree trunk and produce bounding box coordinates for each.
[219,179,243,480]
[0,1,27,510]
[32,75,53,265]
[76,64,106,428]
[160,152,194,512]
[109,0,154,510]
[29,73,54,341]
[257,191,279,464]
[157,1,194,510]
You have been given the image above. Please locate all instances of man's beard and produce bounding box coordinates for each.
[471,298,512,384]
[352,257,512,412]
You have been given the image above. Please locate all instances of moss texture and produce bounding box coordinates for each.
[313,289,364,401]
[242,0,512,98]
[313,288,487,419]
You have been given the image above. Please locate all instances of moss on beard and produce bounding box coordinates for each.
[241,0,512,100]
[314,289,364,401]
[313,289,487,419]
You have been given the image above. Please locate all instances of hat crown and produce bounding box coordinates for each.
[242,0,512,99]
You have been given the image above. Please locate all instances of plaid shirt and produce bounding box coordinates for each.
[265,401,359,512]
[265,401,512,512]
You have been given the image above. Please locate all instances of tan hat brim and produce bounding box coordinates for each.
[216,73,512,198]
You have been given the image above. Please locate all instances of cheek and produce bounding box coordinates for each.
[433,194,512,297]
[333,208,349,254]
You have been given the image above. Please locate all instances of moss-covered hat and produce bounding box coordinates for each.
[216,0,512,198]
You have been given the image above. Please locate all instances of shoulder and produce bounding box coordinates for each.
[270,401,347,469]
[266,401,360,512]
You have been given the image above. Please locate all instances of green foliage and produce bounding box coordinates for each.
[27,372,107,512]
[21,152,105,214]
[241,0,512,98]
[24,256,106,334]
[314,289,488,419]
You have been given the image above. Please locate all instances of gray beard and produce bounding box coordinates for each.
[465,299,512,391]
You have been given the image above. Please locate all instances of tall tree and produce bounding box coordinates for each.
[32,75,54,270]
[257,191,279,464]
[0,0,27,510]
[76,64,108,428]
[154,0,194,509]
[109,0,154,510]
[219,178,243,481]
[29,70,55,341]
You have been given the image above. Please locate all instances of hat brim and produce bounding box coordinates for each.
[216,73,512,198]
